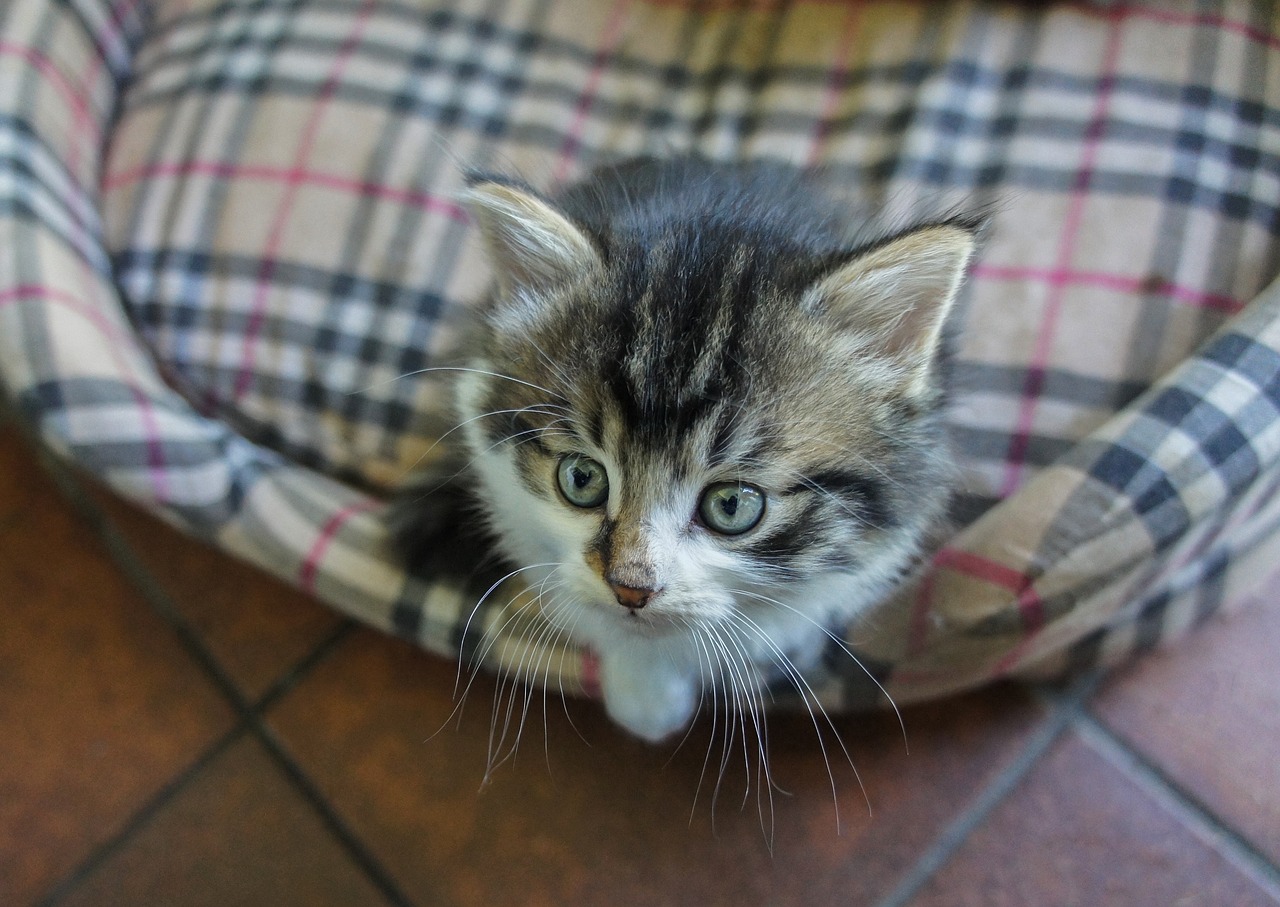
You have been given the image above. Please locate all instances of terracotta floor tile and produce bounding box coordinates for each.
[0,429,236,904]
[1091,599,1280,864]
[908,729,1278,907]
[57,735,392,907]
[268,626,1048,906]
[86,485,345,699]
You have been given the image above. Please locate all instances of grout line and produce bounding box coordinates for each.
[1075,712,1280,901]
[16,427,417,907]
[254,618,358,713]
[871,672,1105,907]
[36,725,251,907]
[249,721,429,907]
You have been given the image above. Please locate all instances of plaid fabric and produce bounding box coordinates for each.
[3,0,1279,708]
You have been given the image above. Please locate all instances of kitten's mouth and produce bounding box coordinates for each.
[608,603,677,637]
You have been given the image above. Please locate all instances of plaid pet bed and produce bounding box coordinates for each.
[3,0,1279,709]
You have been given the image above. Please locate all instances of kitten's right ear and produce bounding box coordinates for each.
[460,177,602,297]
[806,221,978,398]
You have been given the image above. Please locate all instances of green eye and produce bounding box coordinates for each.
[698,482,765,535]
[557,454,609,508]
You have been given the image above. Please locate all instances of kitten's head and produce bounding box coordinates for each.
[455,168,977,647]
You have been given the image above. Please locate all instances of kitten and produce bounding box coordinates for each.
[399,158,979,744]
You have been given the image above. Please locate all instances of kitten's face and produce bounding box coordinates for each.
[456,174,973,646]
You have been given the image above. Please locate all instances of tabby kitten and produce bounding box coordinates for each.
[410,158,978,744]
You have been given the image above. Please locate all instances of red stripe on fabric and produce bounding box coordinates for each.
[972,264,1244,314]
[231,0,379,405]
[553,0,632,185]
[0,43,100,142]
[1070,3,1280,53]
[805,4,863,167]
[1014,588,1046,635]
[299,498,378,593]
[942,549,1045,638]
[102,161,468,220]
[908,546,1040,655]
[0,285,172,503]
[8,35,105,289]
[999,11,1126,499]
[937,551,1047,638]
[933,547,1031,592]
[0,284,134,345]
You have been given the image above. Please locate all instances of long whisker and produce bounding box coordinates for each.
[455,563,561,694]
[698,623,751,825]
[535,593,579,770]
[393,405,572,493]
[726,608,863,831]
[487,599,558,777]
[354,364,563,398]
[716,618,778,849]
[733,586,908,753]
[521,584,575,750]
[429,565,563,753]
[546,605,592,747]
[487,584,571,775]
[683,623,723,827]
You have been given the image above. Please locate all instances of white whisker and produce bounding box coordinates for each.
[725,607,865,830]
[355,364,563,399]
[732,586,908,754]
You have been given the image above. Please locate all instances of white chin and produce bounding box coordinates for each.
[562,599,672,648]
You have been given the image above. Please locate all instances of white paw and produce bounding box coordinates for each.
[600,650,698,744]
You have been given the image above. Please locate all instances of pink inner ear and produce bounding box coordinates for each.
[461,182,601,294]
[878,275,952,361]
[813,224,976,370]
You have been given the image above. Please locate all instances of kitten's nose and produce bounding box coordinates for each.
[609,582,657,610]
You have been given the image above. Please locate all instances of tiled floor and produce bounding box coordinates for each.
[3,414,1279,907]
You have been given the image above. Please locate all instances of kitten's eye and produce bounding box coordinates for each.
[556,454,609,508]
[698,482,765,535]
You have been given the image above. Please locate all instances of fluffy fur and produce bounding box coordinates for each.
[399,158,979,745]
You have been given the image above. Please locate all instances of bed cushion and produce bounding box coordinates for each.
[3,0,1280,708]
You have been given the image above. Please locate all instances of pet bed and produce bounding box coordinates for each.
[3,0,1279,709]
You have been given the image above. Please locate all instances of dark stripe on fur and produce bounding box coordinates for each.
[599,222,776,450]
[743,499,841,569]
[787,469,895,531]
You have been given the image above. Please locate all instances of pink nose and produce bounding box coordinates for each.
[610,583,657,610]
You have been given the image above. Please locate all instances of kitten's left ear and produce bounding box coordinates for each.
[807,222,978,397]
[460,177,602,298]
